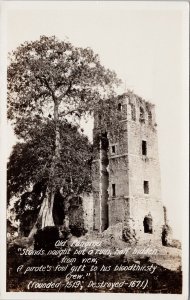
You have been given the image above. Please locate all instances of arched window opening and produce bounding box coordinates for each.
[101,132,109,152]
[118,103,122,111]
[139,107,145,122]
[143,213,153,234]
[111,145,116,154]
[131,104,136,121]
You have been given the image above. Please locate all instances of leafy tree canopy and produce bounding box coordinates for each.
[8,35,121,135]
[7,119,92,200]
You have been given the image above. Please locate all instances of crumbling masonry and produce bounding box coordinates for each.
[92,91,166,243]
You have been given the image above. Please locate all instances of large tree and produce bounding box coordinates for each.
[8,36,121,233]
[7,119,92,236]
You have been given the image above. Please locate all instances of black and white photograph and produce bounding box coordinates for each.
[0,1,189,299]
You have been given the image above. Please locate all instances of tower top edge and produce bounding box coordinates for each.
[117,90,155,109]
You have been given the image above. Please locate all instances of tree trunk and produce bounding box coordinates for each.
[54,100,61,159]
[40,189,55,228]
[28,99,61,239]
[63,197,70,229]
[28,188,55,238]
[59,189,71,231]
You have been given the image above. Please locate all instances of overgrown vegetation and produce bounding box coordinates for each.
[7,35,121,236]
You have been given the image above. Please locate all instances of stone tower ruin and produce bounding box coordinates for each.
[92,91,165,242]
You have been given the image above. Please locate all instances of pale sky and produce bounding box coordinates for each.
[4,1,189,239]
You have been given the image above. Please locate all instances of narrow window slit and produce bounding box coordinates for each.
[142,140,147,156]
[112,184,116,197]
[144,181,149,194]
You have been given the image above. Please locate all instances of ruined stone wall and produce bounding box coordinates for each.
[92,158,100,230]
[125,96,164,241]
[68,195,94,236]
[82,193,93,232]
[68,197,85,237]
[130,198,164,242]
[108,197,130,227]
[109,156,129,198]
[91,138,109,231]
[92,91,164,242]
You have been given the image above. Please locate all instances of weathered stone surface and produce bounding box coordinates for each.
[82,193,93,232]
[103,222,123,239]
[92,92,166,243]
[162,224,173,246]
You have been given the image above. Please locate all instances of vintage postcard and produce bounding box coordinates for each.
[0,1,189,299]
